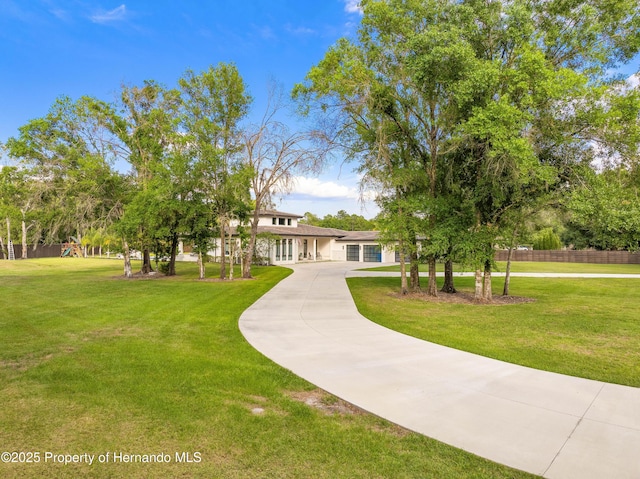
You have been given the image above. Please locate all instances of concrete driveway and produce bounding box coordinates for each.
[239,262,640,478]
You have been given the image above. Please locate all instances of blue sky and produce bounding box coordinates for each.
[1,2,638,219]
[0,0,377,218]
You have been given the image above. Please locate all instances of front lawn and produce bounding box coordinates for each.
[348,275,640,387]
[0,258,535,479]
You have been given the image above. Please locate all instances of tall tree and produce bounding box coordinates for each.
[567,167,640,251]
[453,0,640,300]
[297,0,640,301]
[6,96,125,252]
[295,0,479,296]
[102,81,182,275]
[179,63,252,279]
[241,83,328,278]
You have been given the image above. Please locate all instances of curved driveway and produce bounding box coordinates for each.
[239,262,640,478]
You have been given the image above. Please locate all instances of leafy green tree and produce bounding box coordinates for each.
[299,212,321,226]
[295,0,475,295]
[567,168,640,251]
[0,166,23,258]
[319,210,376,231]
[179,63,252,279]
[6,97,125,254]
[107,81,182,275]
[532,228,563,251]
[297,0,640,301]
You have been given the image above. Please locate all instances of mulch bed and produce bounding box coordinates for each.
[393,290,536,305]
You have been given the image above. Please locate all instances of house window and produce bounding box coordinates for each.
[288,239,293,260]
[363,245,381,262]
[287,218,292,226]
[275,240,280,260]
[272,218,276,225]
[281,239,287,259]
[279,218,286,225]
[346,245,359,261]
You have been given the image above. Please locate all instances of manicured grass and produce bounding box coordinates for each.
[347,275,640,387]
[362,261,640,274]
[0,258,535,479]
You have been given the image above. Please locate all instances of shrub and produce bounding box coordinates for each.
[533,228,563,250]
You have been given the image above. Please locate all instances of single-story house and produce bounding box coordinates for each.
[202,209,397,265]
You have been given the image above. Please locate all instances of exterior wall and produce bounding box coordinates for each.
[381,247,396,263]
[257,216,298,228]
[330,243,347,261]
[294,237,331,261]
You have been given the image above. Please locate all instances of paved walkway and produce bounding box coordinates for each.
[239,262,640,478]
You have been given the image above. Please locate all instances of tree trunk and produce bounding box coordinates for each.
[243,211,260,279]
[198,251,206,279]
[219,223,226,280]
[167,232,178,276]
[441,259,457,293]
[474,269,484,301]
[21,218,27,259]
[503,245,514,296]
[483,260,492,302]
[399,241,408,295]
[229,228,234,281]
[0,235,6,260]
[427,254,438,297]
[409,251,421,292]
[141,248,153,274]
[123,240,132,278]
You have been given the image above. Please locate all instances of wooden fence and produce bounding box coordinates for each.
[7,244,65,259]
[495,249,640,264]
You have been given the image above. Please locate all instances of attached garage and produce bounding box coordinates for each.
[346,245,360,261]
[363,245,382,262]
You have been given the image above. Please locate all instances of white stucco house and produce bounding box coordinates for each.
[210,209,397,265]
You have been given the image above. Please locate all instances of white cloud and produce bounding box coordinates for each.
[90,4,127,24]
[285,24,316,36]
[292,176,357,199]
[343,0,363,14]
[627,73,639,89]
[49,8,70,21]
[290,176,375,201]
[254,24,276,40]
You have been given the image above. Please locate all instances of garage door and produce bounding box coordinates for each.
[363,245,381,262]
[346,245,359,261]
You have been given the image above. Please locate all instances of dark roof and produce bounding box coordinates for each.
[257,224,348,238]
[229,220,381,241]
[335,231,380,242]
[259,209,303,219]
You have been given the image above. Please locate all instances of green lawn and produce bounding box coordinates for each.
[0,258,534,479]
[347,274,640,387]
